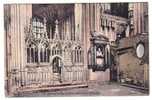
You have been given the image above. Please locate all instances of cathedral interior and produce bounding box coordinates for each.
[4,3,149,96]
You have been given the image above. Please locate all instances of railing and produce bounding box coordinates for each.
[10,65,88,90]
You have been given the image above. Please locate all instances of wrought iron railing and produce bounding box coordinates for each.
[9,65,88,91]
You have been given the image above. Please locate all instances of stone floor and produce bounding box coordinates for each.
[16,82,149,97]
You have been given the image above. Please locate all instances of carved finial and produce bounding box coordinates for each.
[55,19,58,25]
[43,17,47,25]
[43,17,48,38]
[54,19,59,40]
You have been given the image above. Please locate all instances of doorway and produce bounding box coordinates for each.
[52,56,63,83]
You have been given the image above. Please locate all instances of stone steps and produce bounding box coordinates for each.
[16,82,88,93]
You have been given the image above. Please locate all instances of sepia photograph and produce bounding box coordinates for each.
[4,2,149,97]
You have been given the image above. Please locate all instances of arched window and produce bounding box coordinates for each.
[47,49,50,62]
[52,44,62,56]
[31,47,34,62]
[40,44,50,63]
[27,47,30,63]
[79,48,83,63]
[26,43,50,63]
[26,17,50,64]
[26,44,37,63]
[74,47,77,63]
[74,46,83,63]
[35,48,38,62]
[40,48,43,62]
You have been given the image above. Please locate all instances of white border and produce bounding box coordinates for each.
[0,0,151,100]
[2,0,150,3]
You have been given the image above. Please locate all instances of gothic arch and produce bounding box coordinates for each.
[71,44,82,50]
[51,42,62,56]
[50,55,63,64]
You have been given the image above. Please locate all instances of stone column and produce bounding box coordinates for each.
[63,20,66,40]
[5,4,32,95]
[140,3,145,33]
[71,14,74,40]
[132,3,145,35]
[65,18,70,40]
[74,4,82,41]
[95,3,100,32]
[61,21,64,40]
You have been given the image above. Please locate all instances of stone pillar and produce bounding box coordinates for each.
[74,4,82,41]
[65,18,70,40]
[63,20,66,40]
[140,3,145,33]
[69,16,72,40]
[132,3,146,35]
[5,4,32,96]
[95,3,101,32]
[71,14,75,41]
